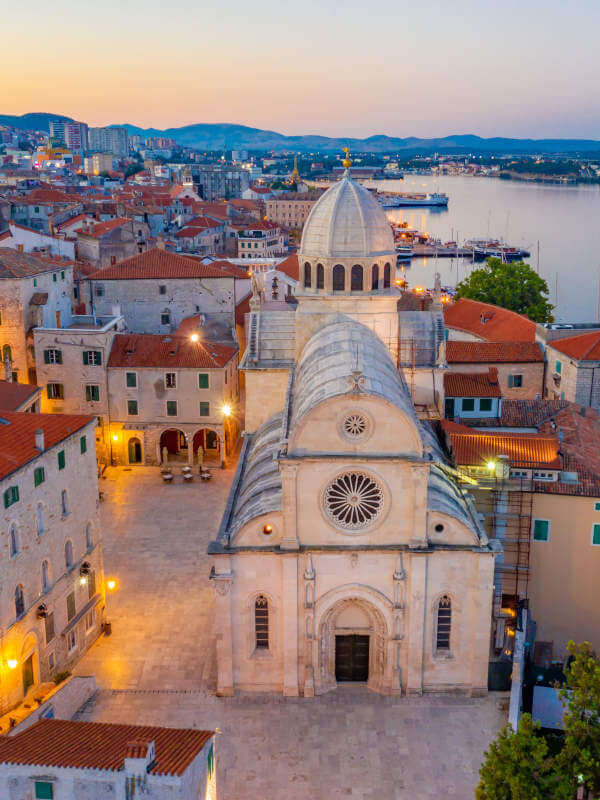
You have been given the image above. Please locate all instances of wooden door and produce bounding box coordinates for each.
[335,635,369,682]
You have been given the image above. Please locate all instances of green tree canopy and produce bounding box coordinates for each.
[476,714,558,800]
[454,258,554,323]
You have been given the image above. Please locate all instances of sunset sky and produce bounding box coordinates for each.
[3,0,599,138]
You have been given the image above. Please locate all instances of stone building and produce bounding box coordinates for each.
[209,167,498,697]
[85,249,248,335]
[265,192,323,231]
[106,333,239,467]
[544,331,600,411]
[0,249,74,385]
[0,412,104,716]
[0,719,216,800]
[75,218,148,268]
[235,221,285,260]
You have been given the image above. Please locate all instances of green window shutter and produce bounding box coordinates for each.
[56,350,62,364]
[166,401,177,416]
[533,519,549,541]
[200,401,209,416]
[83,351,89,365]
[34,467,45,487]
[593,524,600,546]
[96,351,102,366]
[508,374,514,388]
[3,489,9,509]
[126,372,137,387]
[595,502,600,511]
[58,450,65,470]
[52,273,57,282]
[35,781,54,800]
[12,486,19,503]
[198,373,209,389]
[555,360,562,374]
[44,349,50,364]
[462,398,475,412]
[80,435,87,454]
[479,398,492,412]
[127,400,138,415]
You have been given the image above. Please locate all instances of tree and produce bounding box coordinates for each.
[555,641,600,797]
[476,714,559,800]
[454,258,554,323]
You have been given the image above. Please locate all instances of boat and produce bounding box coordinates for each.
[395,244,413,259]
[380,192,449,208]
[467,239,531,261]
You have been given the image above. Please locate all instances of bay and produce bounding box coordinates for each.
[369,175,600,322]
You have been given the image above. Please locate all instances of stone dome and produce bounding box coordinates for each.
[299,172,395,260]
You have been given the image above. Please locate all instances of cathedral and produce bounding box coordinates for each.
[208,161,497,697]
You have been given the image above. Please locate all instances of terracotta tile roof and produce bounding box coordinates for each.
[444,368,501,398]
[0,719,213,777]
[444,298,536,342]
[249,185,271,194]
[26,188,76,202]
[548,331,600,361]
[460,398,569,429]
[446,340,543,363]
[108,333,237,369]
[87,249,244,280]
[442,420,562,469]
[276,254,299,280]
[77,217,131,238]
[538,403,600,477]
[56,212,92,230]
[0,381,41,412]
[0,411,95,480]
[0,248,61,279]
[235,292,252,326]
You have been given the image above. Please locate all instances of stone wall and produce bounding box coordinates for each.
[446,360,545,400]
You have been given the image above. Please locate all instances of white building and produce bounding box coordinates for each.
[0,719,216,800]
[210,166,498,697]
[0,411,104,716]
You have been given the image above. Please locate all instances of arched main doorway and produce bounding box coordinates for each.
[159,428,188,463]
[128,437,142,464]
[193,428,221,466]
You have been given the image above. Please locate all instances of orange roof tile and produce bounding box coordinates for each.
[444,298,536,342]
[87,249,245,280]
[0,249,62,279]
[444,368,501,397]
[548,331,600,361]
[446,340,543,363]
[0,381,41,412]
[276,254,299,280]
[77,218,131,238]
[0,411,95,480]
[108,333,237,369]
[0,719,212,777]
[442,420,561,469]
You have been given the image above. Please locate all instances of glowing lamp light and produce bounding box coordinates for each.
[112,434,119,442]
[507,629,515,637]
[221,404,232,418]
[6,659,17,670]
[107,579,117,591]
[487,461,496,472]
[79,576,88,586]
[414,286,425,294]
[262,524,273,535]
[190,333,199,343]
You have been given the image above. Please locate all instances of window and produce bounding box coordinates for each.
[461,398,475,412]
[85,609,95,632]
[436,595,451,650]
[371,264,379,290]
[595,502,600,512]
[85,384,100,402]
[166,400,177,416]
[351,264,363,291]
[58,450,65,470]
[532,519,550,542]
[47,383,64,400]
[41,560,50,593]
[43,348,62,365]
[165,372,177,389]
[383,262,391,288]
[83,350,102,366]
[592,524,600,546]
[95,284,104,297]
[15,584,25,618]
[555,360,562,375]
[86,523,93,550]
[66,590,76,621]
[316,263,324,289]
[199,401,210,416]
[127,400,138,416]
[9,524,19,557]
[80,435,87,454]
[533,471,555,482]
[34,781,54,800]
[65,539,73,567]
[88,569,96,599]
[198,373,209,389]
[32,465,45,487]
[303,262,311,288]
[45,612,55,644]
[52,273,57,282]
[36,503,45,535]
[159,285,167,295]
[48,651,55,672]
[4,485,19,509]
[332,264,345,291]
[255,595,269,649]
[126,372,137,388]
[67,629,76,652]
[479,398,493,412]
[161,312,170,325]
[61,271,65,280]
[508,374,523,388]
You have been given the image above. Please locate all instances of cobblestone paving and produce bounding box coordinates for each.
[75,466,506,799]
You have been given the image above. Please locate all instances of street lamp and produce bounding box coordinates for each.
[221,403,232,418]
[190,333,199,343]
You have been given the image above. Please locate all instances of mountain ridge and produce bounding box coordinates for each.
[2,113,600,154]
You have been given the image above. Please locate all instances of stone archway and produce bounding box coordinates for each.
[159,428,188,463]
[192,427,222,467]
[316,595,389,694]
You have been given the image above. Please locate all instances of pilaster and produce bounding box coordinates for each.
[280,461,300,550]
[210,567,234,696]
[405,551,428,695]
[282,554,299,696]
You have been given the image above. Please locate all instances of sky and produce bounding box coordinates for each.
[2,0,600,139]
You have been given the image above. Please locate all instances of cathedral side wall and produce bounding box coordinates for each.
[243,370,289,432]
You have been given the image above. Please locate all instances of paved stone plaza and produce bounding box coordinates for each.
[75,466,506,799]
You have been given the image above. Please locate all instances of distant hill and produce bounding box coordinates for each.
[0,112,74,133]
[2,113,600,154]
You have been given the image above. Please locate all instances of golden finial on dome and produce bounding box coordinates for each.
[342,147,352,169]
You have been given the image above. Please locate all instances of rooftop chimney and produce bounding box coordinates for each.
[35,429,45,451]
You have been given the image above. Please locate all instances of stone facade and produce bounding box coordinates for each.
[76,220,148,268]
[265,194,321,230]
[545,344,600,410]
[447,360,545,401]
[0,417,104,716]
